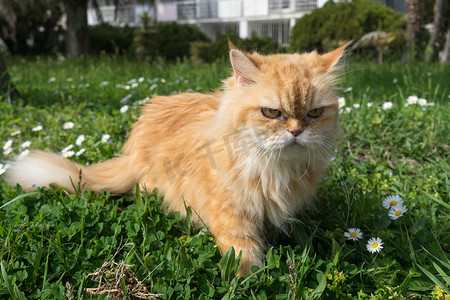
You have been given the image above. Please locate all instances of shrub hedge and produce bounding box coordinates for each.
[290,0,406,52]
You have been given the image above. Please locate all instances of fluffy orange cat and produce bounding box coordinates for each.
[7,41,350,276]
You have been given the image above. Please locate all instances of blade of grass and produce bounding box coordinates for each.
[421,246,450,270]
[431,262,450,286]
[1,261,13,297]
[0,192,42,210]
[428,194,450,210]
[43,272,65,300]
[416,263,449,294]
[308,270,326,300]
[1,260,26,300]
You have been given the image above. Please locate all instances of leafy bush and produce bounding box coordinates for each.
[152,22,210,61]
[89,24,135,55]
[192,30,240,63]
[1,0,64,55]
[240,35,284,54]
[191,31,285,63]
[134,12,157,60]
[290,0,406,52]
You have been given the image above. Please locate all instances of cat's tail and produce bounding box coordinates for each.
[6,150,139,194]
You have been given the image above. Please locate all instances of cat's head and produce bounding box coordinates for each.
[216,42,351,163]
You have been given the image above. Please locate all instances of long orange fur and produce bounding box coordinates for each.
[7,42,350,276]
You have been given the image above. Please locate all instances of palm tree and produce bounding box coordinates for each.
[351,31,398,64]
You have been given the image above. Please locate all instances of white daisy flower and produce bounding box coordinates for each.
[21,141,31,148]
[367,237,383,253]
[367,102,373,108]
[393,78,398,84]
[61,144,74,154]
[101,81,109,86]
[32,125,43,132]
[161,78,166,83]
[345,107,352,113]
[344,87,353,93]
[353,104,360,109]
[76,148,85,156]
[120,105,129,113]
[382,102,393,110]
[344,228,363,241]
[11,130,21,136]
[63,122,75,130]
[3,140,13,151]
[75,135,85,146]
[48,77,56,82]
[120,93,132,104]
[138,97,151,105]
[150,84,158,90]
[101,134,111,143]
[62,150,75,158]
[418,98,427,106]
[407,96,418,105]
[382,194,403,209]
[338,97,346,108]
[3,147,13,156]
[388,204,408,220]
[131,82,139,89]
[138,77,145,82]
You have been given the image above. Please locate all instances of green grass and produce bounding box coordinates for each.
[0,56,449,299]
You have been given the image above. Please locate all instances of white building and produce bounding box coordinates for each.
[156,0,329,44]
[88,0,404,45]
[88,0,328,45]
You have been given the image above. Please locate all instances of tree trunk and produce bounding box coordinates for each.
[114,0,120,22]
[0,52,21,101]
[91,0,104,25]
[64,0,89,58]
[405,0,421,58]
[376,46,384,64]
[441,27,450,63]
[427,0,444,62]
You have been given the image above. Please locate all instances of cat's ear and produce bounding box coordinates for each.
[321,41,352,70]
[229,49,260,87]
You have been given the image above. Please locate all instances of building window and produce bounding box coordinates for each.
[178,2,196,20]
[295,0,317,11]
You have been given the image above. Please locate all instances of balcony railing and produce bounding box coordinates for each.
[164,0,316,21]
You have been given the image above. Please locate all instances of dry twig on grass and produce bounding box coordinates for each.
[85,260,161,299]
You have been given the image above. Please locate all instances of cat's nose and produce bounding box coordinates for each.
[287,128,303,137]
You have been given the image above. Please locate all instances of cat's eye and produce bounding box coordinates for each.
[261,108,281,119]
[307,107,324,118]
